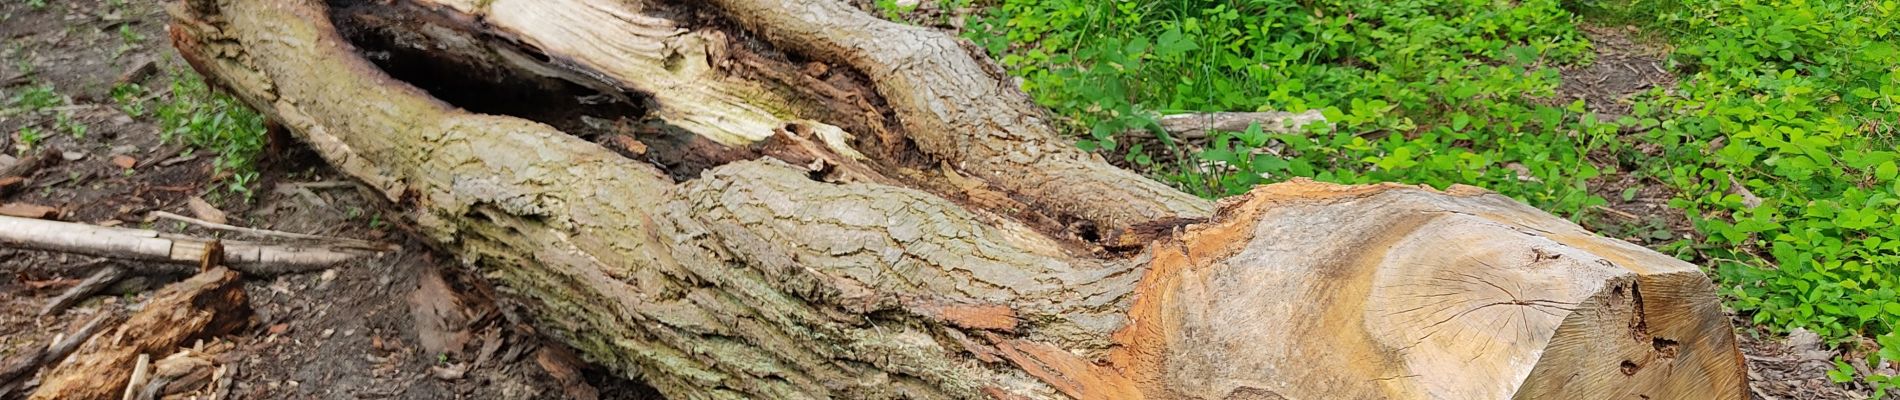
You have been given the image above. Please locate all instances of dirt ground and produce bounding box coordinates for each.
[0,1,1875,400]
[1,1,655,399]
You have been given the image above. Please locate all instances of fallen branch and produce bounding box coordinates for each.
[1122,110,1329,140]
[29,267,252,400]
[151,211,398,252]
[40,260,126,316]
[0,215,381,275]
[0,313,114,396]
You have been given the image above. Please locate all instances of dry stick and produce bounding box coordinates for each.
[0,215,380,275]
[1120,110,1330,140]
[150,211,398,252]
[40,261,127,316]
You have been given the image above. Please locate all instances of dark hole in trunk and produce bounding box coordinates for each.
[325,0,755,181]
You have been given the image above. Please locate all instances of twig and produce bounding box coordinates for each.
[279,181,358,191]
[41,260,126,316]
[1593,205,1642,221]
[151,211,398,252]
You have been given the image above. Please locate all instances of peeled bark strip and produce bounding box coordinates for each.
[167,0,1745,398]
[29,267,251,400]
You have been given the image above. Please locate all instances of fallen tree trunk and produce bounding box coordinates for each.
[166,0,1746,398]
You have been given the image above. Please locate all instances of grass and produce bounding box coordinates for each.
[963,0,1899,393]
[146,71,269,201]
[3,70,268,201]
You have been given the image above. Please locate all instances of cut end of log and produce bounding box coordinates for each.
[1101,179,1743,399]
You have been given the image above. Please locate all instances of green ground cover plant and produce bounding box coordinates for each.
[962,0,1899,392]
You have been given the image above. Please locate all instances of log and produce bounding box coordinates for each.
[166,0,1745,398]
[29,267,252,400]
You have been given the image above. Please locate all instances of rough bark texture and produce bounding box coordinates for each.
[167,0,1746,398]
[29,267,251,400]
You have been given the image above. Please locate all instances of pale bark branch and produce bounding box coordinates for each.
[0,215,378,275]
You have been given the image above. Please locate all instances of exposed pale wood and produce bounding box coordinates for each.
[0,215,378,274]
[29,267,252,400]
[166,0,1746,399]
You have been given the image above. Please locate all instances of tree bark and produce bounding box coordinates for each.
[166,0,1746,398]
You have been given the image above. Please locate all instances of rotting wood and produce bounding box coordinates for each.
[0,313,112,396]
[168,0,1747,398]
[29,267,252,400]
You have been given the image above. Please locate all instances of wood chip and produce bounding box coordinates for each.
[609,134,648,156]
[110,155,137,170]
[185,197,227,225]
[0,203,58,219]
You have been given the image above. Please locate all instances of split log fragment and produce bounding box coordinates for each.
[29,267,252,400]
[165,0,1747,398]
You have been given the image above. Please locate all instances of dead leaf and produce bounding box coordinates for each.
[187,197,228,224]
[110,155,136,169]
[0,203,58,219]
[409,267,473,358]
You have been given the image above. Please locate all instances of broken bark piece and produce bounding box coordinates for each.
[0,203,59,219]
[0,215,380,275]
[30,267,252,400]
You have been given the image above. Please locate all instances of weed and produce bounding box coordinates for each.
[111,83,146,117]
[54,110,85,140]
[15,126,42,150]
[153,71,268,201]
[7,84,61,111]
